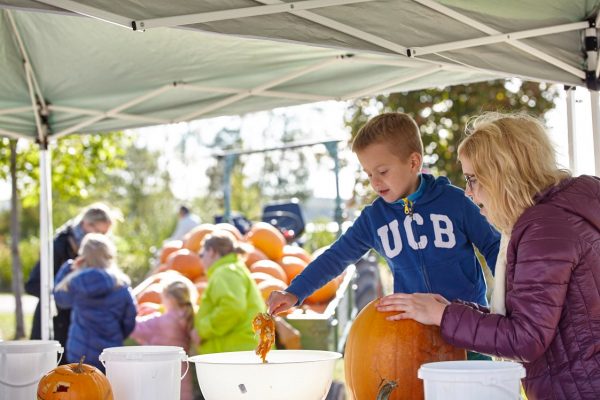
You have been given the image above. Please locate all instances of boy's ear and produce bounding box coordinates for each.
[409,152,423,170]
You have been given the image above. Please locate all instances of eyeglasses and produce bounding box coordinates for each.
[464,174,478,191]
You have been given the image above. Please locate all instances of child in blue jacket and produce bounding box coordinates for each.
[269,112,500,315]
[54,233,136,371]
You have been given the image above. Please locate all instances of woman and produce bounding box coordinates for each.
[195,230,265,354]
[25,202,114,360]
[377,112,600,399]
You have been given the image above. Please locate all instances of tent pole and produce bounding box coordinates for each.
[590,90,600,176]
[565,86,577,173]
[39,143,54,341]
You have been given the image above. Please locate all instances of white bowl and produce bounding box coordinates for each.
[189,350,342,400]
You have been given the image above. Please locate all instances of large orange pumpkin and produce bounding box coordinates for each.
[37,357,113,400]
[240,242,269,268]
[136,282,163,304]
[257,278,287,302]
[183,223,215,252]
[158,240,183,264]
[249,259,288,283]
[165,248,204,281]
[277,255,307,284]
[304,277,339,304]
[214,223,243,240]
[282,245,312,264]
[245,222,286,261]
[344,299,466,400]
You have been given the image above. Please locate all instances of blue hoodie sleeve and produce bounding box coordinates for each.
[462,196,500,275]
[53,260,75,309]
[287,211,373,304]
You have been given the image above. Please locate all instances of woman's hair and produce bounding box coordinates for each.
[201,230,244,257]
[55,233,130,291]
[163,281,195,334]
[458,112,570,232]
[80,203,114,225]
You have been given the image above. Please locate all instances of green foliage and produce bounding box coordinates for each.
[302,218,338,254]
[0,237,39,291]
[345,80,558,201]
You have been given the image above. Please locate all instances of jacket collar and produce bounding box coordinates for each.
[206,253,238,278]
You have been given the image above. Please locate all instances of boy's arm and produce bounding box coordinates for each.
[462,197,500,275]
[286,214,372,304]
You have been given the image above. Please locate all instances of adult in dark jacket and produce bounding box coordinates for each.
[25,203,113,360]
[377,112,600,400]
[54,233,136,372]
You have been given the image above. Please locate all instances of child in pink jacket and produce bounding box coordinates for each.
[131,280,195,400]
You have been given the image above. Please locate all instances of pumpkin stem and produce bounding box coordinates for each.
[74,355,86,373]
[376,379,398,400]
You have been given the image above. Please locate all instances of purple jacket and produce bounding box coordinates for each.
[441,175,600,400]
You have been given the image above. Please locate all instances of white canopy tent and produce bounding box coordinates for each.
[1,0,599,339]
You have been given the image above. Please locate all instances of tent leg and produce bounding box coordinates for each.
[590,90,600,176]
[565,86,577,173]
[39,146,54,341]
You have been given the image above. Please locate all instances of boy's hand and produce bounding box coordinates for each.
[376,293,449,326]
[267,290,298,316]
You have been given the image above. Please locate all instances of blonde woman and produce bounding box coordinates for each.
[377,112,600,399]
[54,233,136,372]
[26,202,115,356]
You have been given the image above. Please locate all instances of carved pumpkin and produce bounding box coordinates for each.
[37,356,113,400]
[344,299,466,400]
[245,222,286,261]
[249,259,288,283]
[165,248,204,281]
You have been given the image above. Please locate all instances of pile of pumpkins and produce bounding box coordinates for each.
[134,221,341,316]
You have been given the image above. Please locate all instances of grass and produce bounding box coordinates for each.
[0,311,33,340]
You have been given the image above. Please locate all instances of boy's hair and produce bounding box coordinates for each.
[351,112,423,159]
[80,203,114,225]
[458,112,570,233]
[163,281,195,333]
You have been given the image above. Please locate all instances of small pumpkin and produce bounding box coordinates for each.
[344,299,466,400]
[37,356,113,400]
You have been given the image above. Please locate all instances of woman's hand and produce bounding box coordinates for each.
[376,293,449,326]
[267,290,298,316]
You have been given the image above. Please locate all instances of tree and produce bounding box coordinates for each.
[345,80,559,203]
[0,132,128,338]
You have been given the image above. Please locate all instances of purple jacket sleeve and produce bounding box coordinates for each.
[440,222,575,362]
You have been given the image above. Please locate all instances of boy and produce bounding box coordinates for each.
[268,112,500,317]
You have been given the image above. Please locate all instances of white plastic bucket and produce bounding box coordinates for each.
[99,345,189,400]
[418,360,526,400]
[0,340,63,400]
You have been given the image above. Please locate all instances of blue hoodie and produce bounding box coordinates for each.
[288,174,500,305]
[54,260,137,371]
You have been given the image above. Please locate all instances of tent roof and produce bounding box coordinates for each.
[1,0,599,141]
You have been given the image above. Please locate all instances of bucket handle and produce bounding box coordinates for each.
[180,357,189,381]
[99,353,189,381]
[0,347,63,388]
